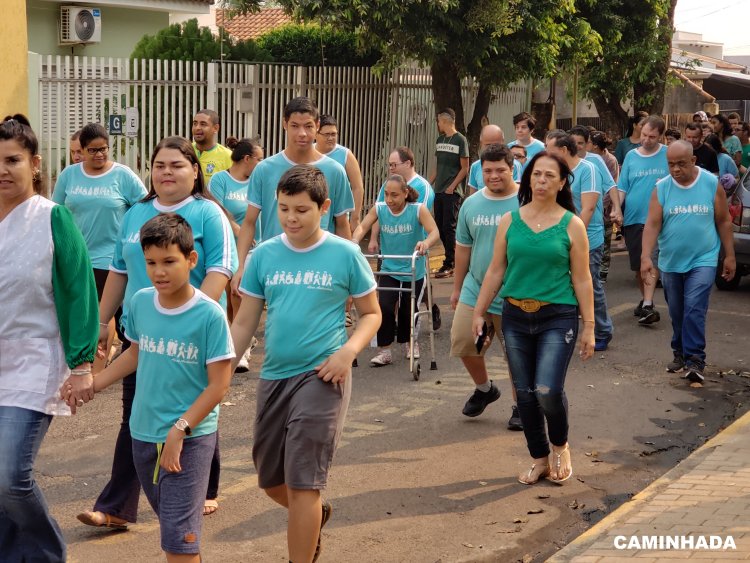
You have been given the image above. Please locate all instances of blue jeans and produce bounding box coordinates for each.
[0,406,65,562]
[589,244,613,341]
[502,302,579,459]
[661,266,715,370]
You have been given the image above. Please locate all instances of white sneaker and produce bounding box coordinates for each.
[370,348,392,367]
[404,342,420,359]
[235,353,250,373]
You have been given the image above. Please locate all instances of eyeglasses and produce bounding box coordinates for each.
[388,161,405,168]
[86,146,109,155]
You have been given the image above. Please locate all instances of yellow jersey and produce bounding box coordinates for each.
[193,142,233,184]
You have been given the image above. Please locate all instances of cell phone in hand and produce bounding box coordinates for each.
[474,321,495,353]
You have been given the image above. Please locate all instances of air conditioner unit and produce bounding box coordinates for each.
[60,6,102,44]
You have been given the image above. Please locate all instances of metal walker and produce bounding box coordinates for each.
[363,250,438,380]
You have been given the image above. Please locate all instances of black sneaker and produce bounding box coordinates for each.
[462,382,501,417]
[434,264,454,279]
[432,303,442,331]
[666,353,685,373]
[312,500,333,563]
[684,366,705,384]
[633,300,644,317]
[507,405,523,431]
[638,305,660,325]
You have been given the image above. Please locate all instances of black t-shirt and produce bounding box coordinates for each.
[693,145,719,174]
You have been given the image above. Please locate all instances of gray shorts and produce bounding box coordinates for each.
[253,370,351,490]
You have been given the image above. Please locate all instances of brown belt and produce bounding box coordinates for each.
[506,297,550,313]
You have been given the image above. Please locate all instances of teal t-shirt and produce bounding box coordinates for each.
[718,153,739,178]
[320,144,349,167]
[240,232,376,380]
[376,202,425,282]
[508,138,545,170]
[570,159,604,249]
[52,163,147,269]
[455,188,519,314]
[125,287,234,443]
[615,138,640,165]
[208,169,261,244]
[467,159,522,191]
[618,145,669,226]
[723,135,742,157]
[656,168,720,273]
[247,152,354,240]
[585,152,617,192]
[376,174,435,211]
[111,196,238,328]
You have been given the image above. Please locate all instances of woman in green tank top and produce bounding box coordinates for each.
[473,152,595,486]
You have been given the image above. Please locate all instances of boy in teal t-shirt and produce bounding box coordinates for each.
[73,213,234,560]
[231,164,381,563]
[450,144,521,428]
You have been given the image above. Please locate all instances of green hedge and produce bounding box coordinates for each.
[257,24,381,66]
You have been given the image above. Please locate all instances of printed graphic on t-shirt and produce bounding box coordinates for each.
[264,270,334,290]
[138,334,200,364]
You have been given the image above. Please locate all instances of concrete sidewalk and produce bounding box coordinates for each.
[548,410,750,562]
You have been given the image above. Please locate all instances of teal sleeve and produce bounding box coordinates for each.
[50,205,99,368]
[51,170,67,205]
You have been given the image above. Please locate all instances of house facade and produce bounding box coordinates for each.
[2,0,30,116]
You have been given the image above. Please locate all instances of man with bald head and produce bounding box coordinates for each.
[467,124,522,195]
[641,140,735,384]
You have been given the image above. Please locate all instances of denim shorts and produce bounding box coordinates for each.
[132,432,216,554]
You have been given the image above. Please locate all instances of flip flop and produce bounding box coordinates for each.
[77,510,129,530]
[203,499,219,516]
[518,463,550,485]
[549,445,573,485]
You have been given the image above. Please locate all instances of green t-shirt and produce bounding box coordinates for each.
[434,132,468,194]
[742,143,750,169]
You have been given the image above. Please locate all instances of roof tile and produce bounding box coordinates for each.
[216,8,291,41]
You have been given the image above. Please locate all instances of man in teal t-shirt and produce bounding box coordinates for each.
[546,131,613,351]
[640,140,735,384]
[467,124,522,195]
[232,97,354,296]
[428,108,469,278]
[450,143,522,429]
[618,115,669,326]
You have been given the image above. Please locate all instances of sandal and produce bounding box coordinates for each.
[517,463,550,485]
[549,445,573,484]
[203,499,219,516]
[77,510,129,530]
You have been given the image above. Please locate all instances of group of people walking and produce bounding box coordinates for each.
[0,97,737,563]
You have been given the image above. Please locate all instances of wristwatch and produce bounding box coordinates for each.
[174,418,192,436]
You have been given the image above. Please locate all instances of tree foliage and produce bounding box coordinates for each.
[257,24,381,67]
[577,0,679,136]
[131,19,272,62]
[224,0,601,154]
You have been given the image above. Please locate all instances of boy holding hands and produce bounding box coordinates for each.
[64,214,234,562]
[231,165,381,563]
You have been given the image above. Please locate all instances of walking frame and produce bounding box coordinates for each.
[363,250,438,380]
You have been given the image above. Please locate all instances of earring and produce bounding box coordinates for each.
[33,169,41,181]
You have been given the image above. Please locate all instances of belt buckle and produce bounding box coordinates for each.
[520,299,541,313]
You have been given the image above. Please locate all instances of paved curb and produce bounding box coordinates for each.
[546,409,750,562]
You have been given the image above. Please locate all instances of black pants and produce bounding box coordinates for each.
[93,341,221,522]
[433,192,461,268]
[377,275,425,346]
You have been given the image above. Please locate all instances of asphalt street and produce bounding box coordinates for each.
[40,250,750,563]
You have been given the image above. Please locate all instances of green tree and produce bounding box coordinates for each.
[131,18,272,62]
[257,24,381,66]
[577,0,679,137]
[225,0,601,154]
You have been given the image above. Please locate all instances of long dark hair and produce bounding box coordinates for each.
[144,136,214,203]
[518,151,576,214]
[0,114,45,195]
[704,133,728,155]
[626,111,649,137]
